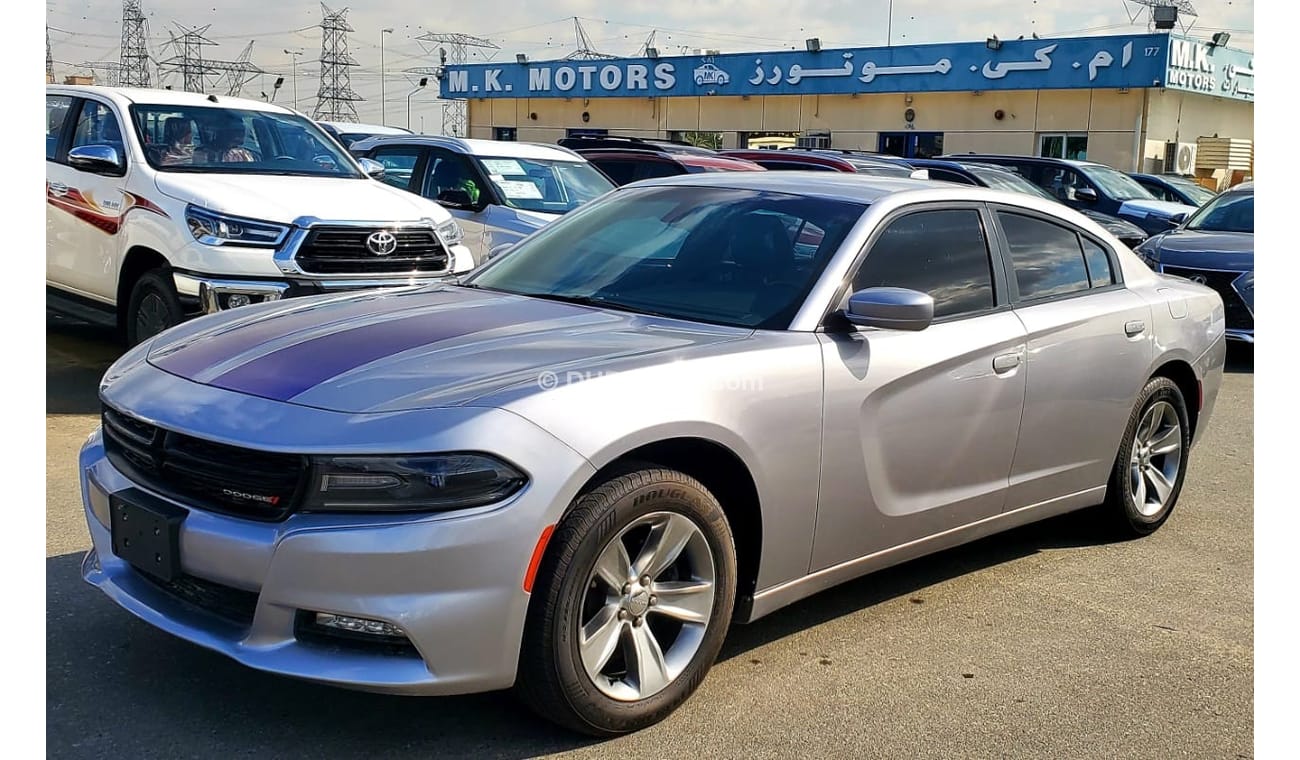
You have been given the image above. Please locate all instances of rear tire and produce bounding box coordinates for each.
[125,268,183,346]
[1103,377,1191,536]
[516,467,737,736]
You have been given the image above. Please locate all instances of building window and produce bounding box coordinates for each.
[1038,133,1088,160]
[494,127,517,141]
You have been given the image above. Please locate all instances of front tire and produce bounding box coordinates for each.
[517,467,737,736]
[1103,377,1191,535]
[125,268,184,346]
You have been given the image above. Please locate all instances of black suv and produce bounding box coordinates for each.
[943,154,1198,236]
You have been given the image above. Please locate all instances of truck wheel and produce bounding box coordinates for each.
[126,269,183,346]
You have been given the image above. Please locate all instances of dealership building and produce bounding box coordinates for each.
[444,31,1253,186]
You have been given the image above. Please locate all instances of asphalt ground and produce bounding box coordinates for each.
[46,312,1254,759]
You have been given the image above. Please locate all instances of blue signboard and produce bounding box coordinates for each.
[442,32,1170,100]
[1165,36,1254,101]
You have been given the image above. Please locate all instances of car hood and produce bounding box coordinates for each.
[152,173,445,225]
[1117,198,1197,220]
[146,285,751,414]
[1147,228,1254,271]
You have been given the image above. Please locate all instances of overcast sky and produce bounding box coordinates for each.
[46,0,1254,129]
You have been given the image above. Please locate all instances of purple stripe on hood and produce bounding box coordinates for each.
[203,300,549,401]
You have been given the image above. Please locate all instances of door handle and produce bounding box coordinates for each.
[992,353,1022,373]
[1124,320,1146,337]
[48,181,69,197]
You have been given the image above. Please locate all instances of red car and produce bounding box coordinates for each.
[559,136,764,185]
[720,149,917,177]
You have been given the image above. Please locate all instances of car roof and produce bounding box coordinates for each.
[718,150,856,170]
[625,171,1028,204]
[943,153,1109,170]
[320,121,412,135]
[558,135,716,155]
[46,84,297,115]
[349,134,588,161]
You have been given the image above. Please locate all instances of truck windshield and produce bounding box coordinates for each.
[131,105,362,178]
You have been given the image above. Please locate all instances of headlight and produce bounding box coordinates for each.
[302,453,527,513]
[435,219,465,247]
[186,205,290,248]
[1232,270,1254,314]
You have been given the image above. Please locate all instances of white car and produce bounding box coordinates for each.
[46,86,474,344]
[317,121,414,153]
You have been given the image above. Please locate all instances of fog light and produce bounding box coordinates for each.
[314,613,406,638]
[225,293,253,309]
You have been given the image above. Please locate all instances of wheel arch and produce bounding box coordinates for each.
[116,245,170,331]
[1149,357,1200,439]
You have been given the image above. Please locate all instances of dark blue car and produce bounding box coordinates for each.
[908,158,1150,249]
[943,154,1198,236]
[1135,183,1254,343]
[1129,173,1217,208]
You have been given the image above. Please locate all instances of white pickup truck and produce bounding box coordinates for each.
[46,86,474,344]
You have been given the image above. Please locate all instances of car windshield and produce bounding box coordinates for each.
[473,156,615,214]
[1185,191,1254,233]
[1162,176,1216,205]
[464,186,865,329]
[1081,164,1156,201]
[967,167,1058,200]
[131,105,361,177]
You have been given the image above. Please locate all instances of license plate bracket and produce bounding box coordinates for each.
[109,489,186,582]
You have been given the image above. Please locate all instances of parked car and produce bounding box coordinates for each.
[909,158,1150,249]
[570,147,765,185]
[558,134,718,155]
[944,154,1197,235]
[318,121,414,153]
[719,149,917,177]
[46,86,473,345]
[1135,182,1253,343]
[82,172,1225,736]
[1129,173,1217,208]
[351,135,616,265]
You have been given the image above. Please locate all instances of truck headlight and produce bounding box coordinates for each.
[302,453,527,513]
[186,205,290,248]
[1232,270,1254,315]
[435,219,465,247]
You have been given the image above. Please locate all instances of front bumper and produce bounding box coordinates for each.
[78,378,596,695]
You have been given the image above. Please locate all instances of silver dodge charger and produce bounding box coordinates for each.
[80,173,1226,735]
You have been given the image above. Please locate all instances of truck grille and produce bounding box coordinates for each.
[102,405,308,521]
[1161,266,1253,332]
[295,226,450,275]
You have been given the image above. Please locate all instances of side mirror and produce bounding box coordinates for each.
[437,188,476,210]
[1073,186,1099,203]
[358,157,386,179]
[486,242,514,261]
[1169,212,1188,225]
[844,287,934,331]
[68,145,124,175]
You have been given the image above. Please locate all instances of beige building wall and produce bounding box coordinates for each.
[464,87,1249,171]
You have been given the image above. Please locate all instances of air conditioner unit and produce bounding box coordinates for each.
[1164,142,1198,175]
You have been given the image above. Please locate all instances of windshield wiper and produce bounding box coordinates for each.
[521,292,674,319]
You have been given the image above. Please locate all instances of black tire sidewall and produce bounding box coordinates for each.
[1111,378,1191,533]
[126,269,183,346]
[534,470,737,735]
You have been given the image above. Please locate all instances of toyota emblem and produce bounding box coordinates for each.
[1189,274,1208,285]
[366,230,398,256]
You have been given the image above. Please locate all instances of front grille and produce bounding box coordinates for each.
[102,406,308,521]
[295,226,450,275]
[137,571,259,627]
[1162,266,1253,332]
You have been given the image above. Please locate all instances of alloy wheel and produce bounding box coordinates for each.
[1128,400,1183,517]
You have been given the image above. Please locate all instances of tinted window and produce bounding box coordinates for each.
[634,159,683,181]
[467,186,865,329]
[999,212,1091,300]
[1039,168,1088,202]
[1081,238,1115,287]
[1138,179,1173,202]
[853,209,995,319]
[589,157,637,186]
[423,151,482,204]
[368,146,422,190]
[71,101,124,152]
[927,168,976,185]
[46,95,73,159]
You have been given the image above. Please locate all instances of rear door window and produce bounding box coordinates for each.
[997,211,1091,300]
[46,95,73,159]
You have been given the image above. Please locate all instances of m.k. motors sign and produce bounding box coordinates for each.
[1166,36,1254,101]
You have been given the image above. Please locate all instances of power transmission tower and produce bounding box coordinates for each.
[314,4,363,122]
[1124,0,1198,34]
[417,32,498,137]
[211,41,266,96]
[119,0,152,87]
[160,24,218,92]
[46,27,54,82]
[563,17,617,60]
[77,61,125,86]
